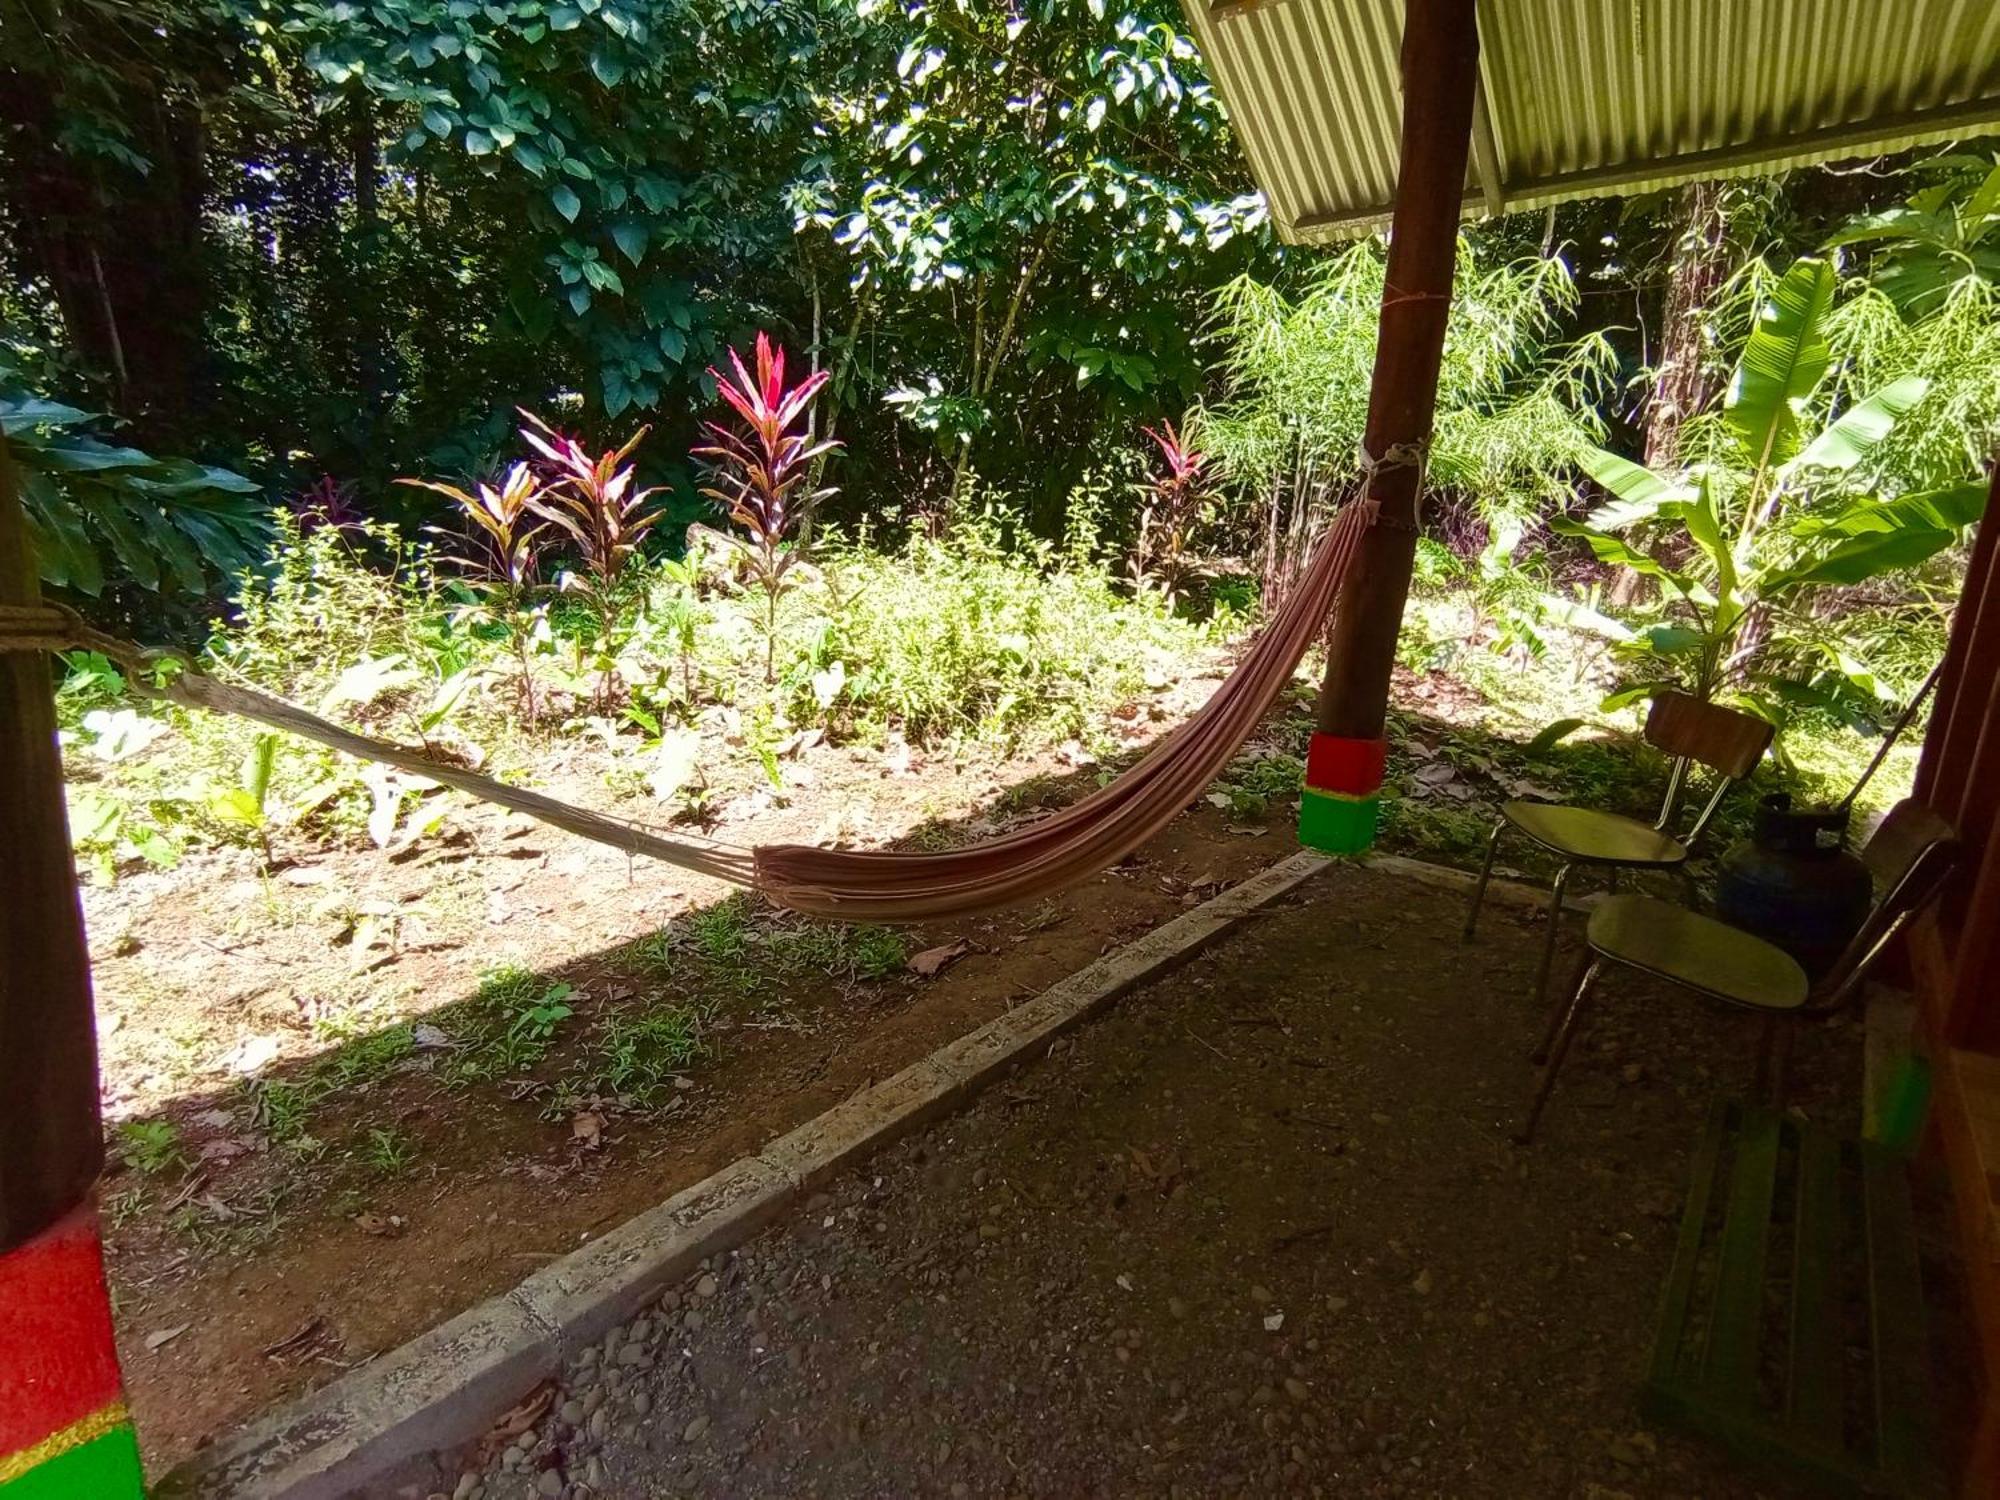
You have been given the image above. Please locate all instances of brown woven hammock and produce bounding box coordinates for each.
[2,500,1372,922]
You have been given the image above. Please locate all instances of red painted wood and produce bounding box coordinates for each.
[1918,479,2000,820]
[1912,470,2000,1048]
[1305,733,1388,796]
[0,1206,123,1459]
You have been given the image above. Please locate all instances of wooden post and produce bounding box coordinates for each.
[1299,0,1482,854]
[0,433,144,1494]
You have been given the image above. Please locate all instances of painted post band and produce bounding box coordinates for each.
[0,1206,143,1499]
[1299,733,1388,854]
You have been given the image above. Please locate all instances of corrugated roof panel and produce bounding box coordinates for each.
[1187,0,2000,243]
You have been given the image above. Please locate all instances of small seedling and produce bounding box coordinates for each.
[361,1127,416,1178]
[116,1119,185,1176]
[507,982,576,1043]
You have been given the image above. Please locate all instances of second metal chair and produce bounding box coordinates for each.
[1462,691,1775,1011]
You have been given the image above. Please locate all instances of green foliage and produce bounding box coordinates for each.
[3,349,268,596]
[807,517,1208,746]
[251,0,863,420]
[587,1006,704,1101]
[1828,151,2000,315]
[116,1119,187,1176]
[1194,241,1614,593]
[1556,257,1986,728]
[360,1126,416,1177]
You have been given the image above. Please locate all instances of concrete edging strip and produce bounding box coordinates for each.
[159,848,1336,1500]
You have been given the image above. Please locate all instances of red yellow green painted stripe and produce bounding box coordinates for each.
[1298,732,1388,854]
[0,1208,143,1499]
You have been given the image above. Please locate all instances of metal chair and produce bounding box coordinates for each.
[1517,799,1959,1143]
[1463,691,1775,1012]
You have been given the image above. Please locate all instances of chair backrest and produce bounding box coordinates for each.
[1644,692,1775,778]
[1815,799,1960,1009]
[1643,692,1776,839]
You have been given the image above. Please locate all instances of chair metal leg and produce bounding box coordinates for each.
[1519,959,1602,1144]
[1531,950,1596,1064]
[1462,819,1504,940]
[1531,863,1573,1010]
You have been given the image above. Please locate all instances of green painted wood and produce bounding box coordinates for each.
[0,1424,144,1500]
[1860,1143,1932,1488]
[1650,1098,1734,1389]
[1648,1102,1938,1497]
[1704,1106,1782,1404]
[1788,1126,1845,1452]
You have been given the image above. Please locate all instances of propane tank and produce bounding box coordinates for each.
[1714,793,1873,979]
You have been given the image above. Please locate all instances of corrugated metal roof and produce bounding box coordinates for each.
[1185,0,2000,243]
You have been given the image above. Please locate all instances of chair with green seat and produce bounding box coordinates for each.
[1462,691,1775,1012]
[1517,798,1958,1143]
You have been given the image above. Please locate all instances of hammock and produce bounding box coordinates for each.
[2,500,1373,923]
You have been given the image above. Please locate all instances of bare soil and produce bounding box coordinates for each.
[88,650,1812,1482]
[427,861,1875,1499]
[89,657,1310,1474]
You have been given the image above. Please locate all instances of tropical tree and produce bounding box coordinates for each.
[2,351,267,596]
[256,0,869,421]
[801,0,1268,518]
[1827,151,2000,315]
[1554,257,1987,727]
[1193,240,1615,604]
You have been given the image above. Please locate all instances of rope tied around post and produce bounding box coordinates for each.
[1353,439,1429,531]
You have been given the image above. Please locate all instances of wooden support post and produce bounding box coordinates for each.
[1301,0,1481,854]
[0,433,143,1495]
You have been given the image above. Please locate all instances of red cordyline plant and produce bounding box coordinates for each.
[291,475,364,535]
[518,409,667,707]
[1132,419,1211,608]
[692,332,840,683]
[398,461,550,721]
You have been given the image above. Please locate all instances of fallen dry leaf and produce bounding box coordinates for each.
[571,1111,605,1149]
[480,1382,555,1457]
[145,1324,190,1353]
[907,940,970,978]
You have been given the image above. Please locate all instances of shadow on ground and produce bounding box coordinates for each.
[97,677,1858,1474]
[417,859,1884,1500]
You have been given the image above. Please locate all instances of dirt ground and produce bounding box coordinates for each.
[93,655,1323,1472]
[415,861,1883,1500]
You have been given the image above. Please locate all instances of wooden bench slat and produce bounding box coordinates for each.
[1652,1098,1734,1389]
[1705,1106,1782,1403]
[1788,1126,1844,1451]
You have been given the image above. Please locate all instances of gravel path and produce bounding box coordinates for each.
[434,863,1852,1499]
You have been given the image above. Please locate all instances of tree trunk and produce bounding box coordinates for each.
[1643,180,1729,472]
[0,81,212,446]
[1607,180,1730,605]
[1314,0,1481,743]
[0,433,105,1252]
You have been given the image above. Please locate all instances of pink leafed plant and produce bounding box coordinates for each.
[517,409,667,707]
[692,332,841,683]
[397,461,550,721]
[1132,419,1211,609]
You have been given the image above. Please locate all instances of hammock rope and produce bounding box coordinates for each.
[0,499,1374,921]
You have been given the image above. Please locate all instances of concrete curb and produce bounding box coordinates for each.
[160,849,1337,1500]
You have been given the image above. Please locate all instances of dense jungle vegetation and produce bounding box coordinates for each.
[5,0,1999,877]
